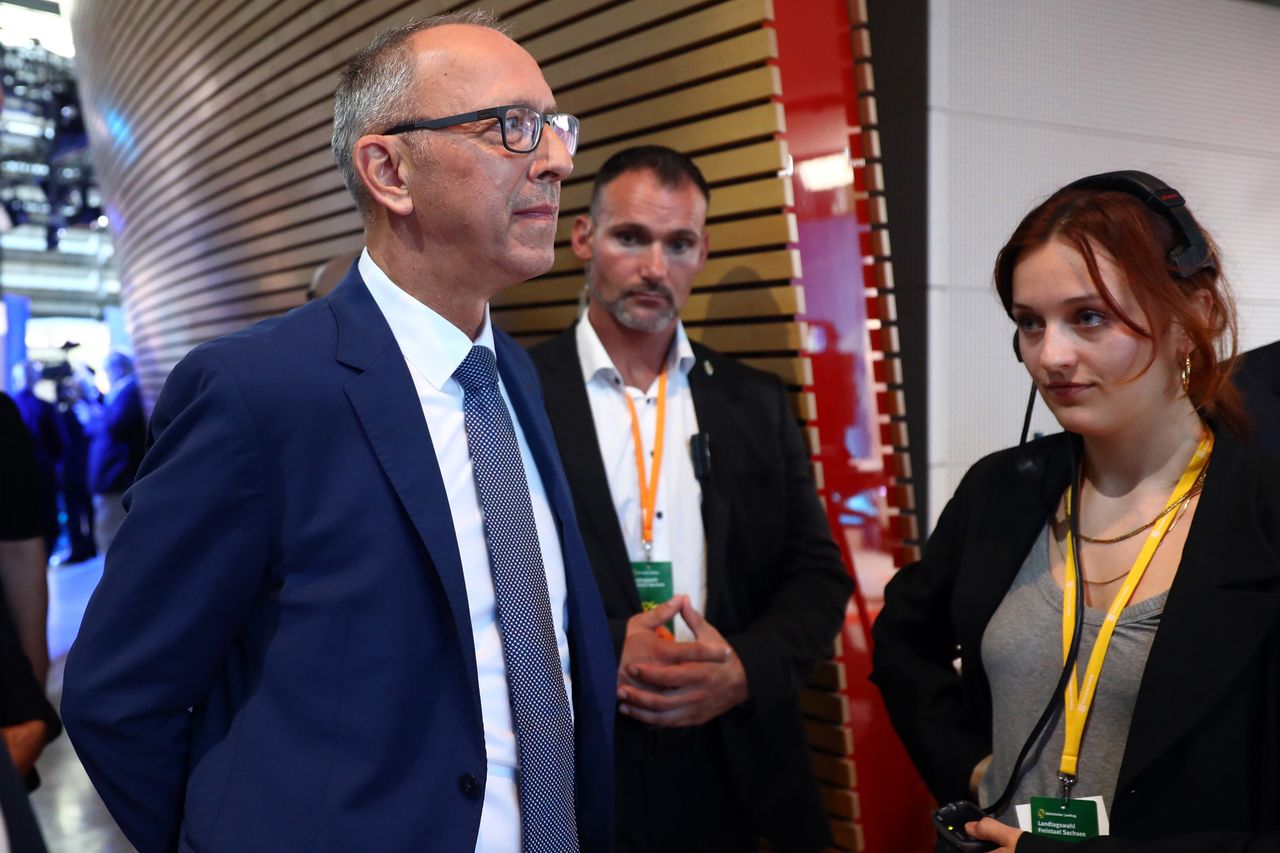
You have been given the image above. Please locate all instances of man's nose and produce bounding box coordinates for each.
[640,243,668,281]
[531,122,573,183]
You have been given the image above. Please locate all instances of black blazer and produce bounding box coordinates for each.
[872,428,1280,852]
[1236,339,1280,462]
[530,328,852,850]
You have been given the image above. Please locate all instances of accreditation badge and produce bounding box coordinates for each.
[1015,796,1109,841]
[632,560,674,631]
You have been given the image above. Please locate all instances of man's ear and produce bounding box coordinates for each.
[353,135,415,217]
[571,214,595,262]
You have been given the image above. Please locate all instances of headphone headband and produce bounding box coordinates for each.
[1066,170,1214,278]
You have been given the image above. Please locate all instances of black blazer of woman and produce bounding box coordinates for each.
[872,426,1280,852]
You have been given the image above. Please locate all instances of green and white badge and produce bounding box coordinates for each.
[633,560,674,630]
[1016,796,1109,841]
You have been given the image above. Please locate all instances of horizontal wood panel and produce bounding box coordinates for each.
[686,320,804,353]
[541,0,773,90]
[492,284,800,334]
[573,102,785,177]
[738,355,811,386]
[811,754,856,788]
[805,720,854,756]
[821,787,860,821]
[578,65,779,147]
[558,28,776,118]
[798,686,850,724]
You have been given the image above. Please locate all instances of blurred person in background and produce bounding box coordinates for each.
[81,351,145,553]
[53,375,94,564]
[9,362,61,559]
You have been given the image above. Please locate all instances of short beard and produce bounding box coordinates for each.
[589,280,677,333]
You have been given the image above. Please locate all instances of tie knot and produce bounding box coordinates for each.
[453,345,499,394]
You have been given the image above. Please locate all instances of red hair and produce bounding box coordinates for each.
[993,185,1248,438]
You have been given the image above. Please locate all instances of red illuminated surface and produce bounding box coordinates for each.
[771,3,936,850]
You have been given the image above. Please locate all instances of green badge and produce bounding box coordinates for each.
[632,560,674,630]
[1029,796,1100,842]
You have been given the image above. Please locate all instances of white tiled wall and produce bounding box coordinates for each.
[927,0,1280,528]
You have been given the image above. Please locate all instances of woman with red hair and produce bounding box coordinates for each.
[872,172,1280,851]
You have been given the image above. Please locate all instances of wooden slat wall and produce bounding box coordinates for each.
[69,1,890,848]
[68,0,797,401]
[846,0,922,568]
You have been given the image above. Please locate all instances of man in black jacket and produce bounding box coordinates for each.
[1235,339,1280,460]
[529,146,851,852]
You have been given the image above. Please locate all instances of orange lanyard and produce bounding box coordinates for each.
[623,369,668,556]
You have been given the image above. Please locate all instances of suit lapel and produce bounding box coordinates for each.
[535,330,639,611]
[1117,430,1280,789]
[687,345,733,623]
[955,436,1075,655]
[327,272,481,717]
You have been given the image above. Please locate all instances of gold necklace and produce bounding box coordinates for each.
[1062,465,1208,545]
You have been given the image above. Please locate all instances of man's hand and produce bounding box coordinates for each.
[617,597,749,727]
[966,817,1023,853]
[3,719,48,776]
[618,596,726,680]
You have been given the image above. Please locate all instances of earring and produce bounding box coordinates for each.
[1180,353,1192,393]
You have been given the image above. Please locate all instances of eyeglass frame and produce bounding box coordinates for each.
[381,105,580,156]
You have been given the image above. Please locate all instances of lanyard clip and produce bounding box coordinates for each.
[1058,773,1077,806]
[643,539,653,559]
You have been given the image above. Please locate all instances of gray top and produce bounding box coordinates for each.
[978,524,1167,823]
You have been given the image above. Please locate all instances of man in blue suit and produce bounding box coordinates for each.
[82,351,145,552]
[62,12,616,853]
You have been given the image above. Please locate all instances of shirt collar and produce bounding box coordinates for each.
[359,248,496,392]
[574,312,695,390]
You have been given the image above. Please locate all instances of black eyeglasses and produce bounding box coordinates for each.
[382,105,580,156]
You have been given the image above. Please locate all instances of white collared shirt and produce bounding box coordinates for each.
[575,315,707,638]
[360,249,571,853]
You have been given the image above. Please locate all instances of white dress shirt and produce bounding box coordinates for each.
[575,315,707,638]
[361,250,572,852]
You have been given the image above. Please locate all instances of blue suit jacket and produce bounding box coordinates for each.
[84,376,146,494]
[62,269,616,853]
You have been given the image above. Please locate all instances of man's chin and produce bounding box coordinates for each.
[616,309,677,334]
[502,245,557,283]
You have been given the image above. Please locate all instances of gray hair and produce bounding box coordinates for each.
[331,11,510,216]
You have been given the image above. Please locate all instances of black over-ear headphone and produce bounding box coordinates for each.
[1010,169,1213,365]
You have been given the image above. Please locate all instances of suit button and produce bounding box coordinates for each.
[459,773,481,800]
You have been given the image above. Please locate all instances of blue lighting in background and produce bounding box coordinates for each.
[105,203,125,236]
[103,109,138,165]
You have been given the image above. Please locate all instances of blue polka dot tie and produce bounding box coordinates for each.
[453,346,578,853]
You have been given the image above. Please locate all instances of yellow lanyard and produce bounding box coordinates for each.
[624,369,668,556]
[1058,431,1214,796]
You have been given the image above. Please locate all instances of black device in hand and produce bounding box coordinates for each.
[933,801,997,852]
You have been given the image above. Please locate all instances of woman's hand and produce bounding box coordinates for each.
[969,754,993,798]
[966,817,1024,852]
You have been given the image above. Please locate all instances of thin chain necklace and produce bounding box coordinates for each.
[1056,497,1196,586]
[1062,463,1208,546]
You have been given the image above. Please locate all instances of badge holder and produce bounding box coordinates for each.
[932,439,1087,852]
